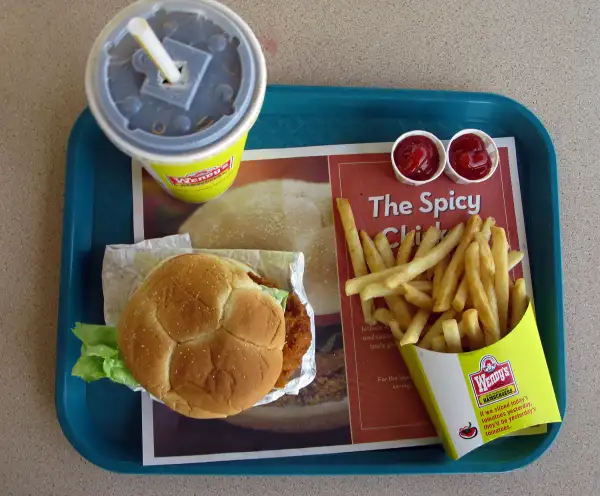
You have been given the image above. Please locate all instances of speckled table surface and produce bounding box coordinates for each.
[1,0,597,494]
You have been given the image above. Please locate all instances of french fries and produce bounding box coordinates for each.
[396,231,415,266]
[336,198,375,324]
[433,254,450,300]
[374,232,396,269]
[385,224,464,290]
[452,276,469,312]
[442,319,463,353]
[414,226,441,260]
[360,230,413,329]
[361,280,432,301]
[402,283,434,311]
[419,309,457,349]
[458,321,465,339]
[431,335,447,352]
[480,216,496,241]
[433,215,483,312]
[400,309,430,346]
[465,242,501,345]
[477,233,498,328]
[335,198,532,355]
[453,249,520,314]
[414,226,440,280]
[388,300,414,330]
[492,227,510,336]
[349,223,464,299]
[374,308,404,342]
[508,250,524,270]
[511,278,528,329]
[360,230,387,274]
[337,199,367,275]
[462,309,485,350]
[451,216,496,316]
[476,233,495,281]
[409,280,433,294]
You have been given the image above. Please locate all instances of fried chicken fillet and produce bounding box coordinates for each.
[248,273,312,386]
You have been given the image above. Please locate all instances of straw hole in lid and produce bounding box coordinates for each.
[158,61,185,86]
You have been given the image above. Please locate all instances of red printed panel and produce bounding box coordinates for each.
[329,148,522,443]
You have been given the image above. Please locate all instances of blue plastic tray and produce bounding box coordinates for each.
[57,86,565,474]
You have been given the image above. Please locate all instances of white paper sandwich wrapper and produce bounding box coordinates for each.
[102,234,317,406]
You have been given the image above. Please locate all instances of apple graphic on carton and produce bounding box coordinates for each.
[458,422,478,439]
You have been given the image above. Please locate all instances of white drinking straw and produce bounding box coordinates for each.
[127,17,182,84]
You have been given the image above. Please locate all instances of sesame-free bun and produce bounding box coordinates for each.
[179,179,339,316]
[117,253,286,419]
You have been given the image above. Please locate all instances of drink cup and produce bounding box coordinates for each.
[86,0,266,202]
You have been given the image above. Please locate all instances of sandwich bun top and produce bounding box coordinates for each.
[117,253,286,419]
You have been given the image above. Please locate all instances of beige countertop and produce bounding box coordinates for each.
[1,0,597,494]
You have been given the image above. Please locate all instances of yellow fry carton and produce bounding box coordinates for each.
[401,302,561,459]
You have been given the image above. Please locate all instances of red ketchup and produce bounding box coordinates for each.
[393,135,440,181]
[449,133,493,180]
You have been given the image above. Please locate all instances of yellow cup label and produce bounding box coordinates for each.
[148,133,247,202]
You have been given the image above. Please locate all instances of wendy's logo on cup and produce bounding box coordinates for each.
[469,355,519,407]
[167,157,234,186]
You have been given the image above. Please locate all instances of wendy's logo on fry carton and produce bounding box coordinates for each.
[166,157,234,187]
[481,357,497,374]
[469,355,519,408]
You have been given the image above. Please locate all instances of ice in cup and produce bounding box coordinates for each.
[85,0,267,202]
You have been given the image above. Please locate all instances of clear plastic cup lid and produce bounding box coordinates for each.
[87,0,264,157]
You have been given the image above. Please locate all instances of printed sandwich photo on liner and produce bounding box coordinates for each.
[125,138,560,464]
[134,152,358,465]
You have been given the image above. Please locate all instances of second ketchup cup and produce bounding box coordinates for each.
[445,129,499,184]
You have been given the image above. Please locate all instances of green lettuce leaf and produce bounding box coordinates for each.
[72,323,118,348]
[260,285,289,310]
[102,358,139,389]
[81,343,118,359]
[71,323,138,388]
[72,356,105,382]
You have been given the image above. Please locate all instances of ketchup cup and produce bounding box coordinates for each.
[391,131,447,187]
[445,129,499,184]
